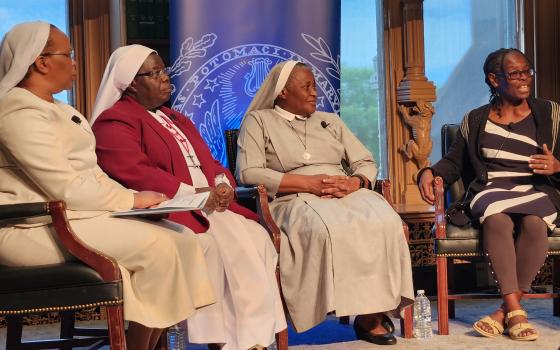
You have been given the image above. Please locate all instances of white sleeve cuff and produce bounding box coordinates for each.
[214,173,231,186]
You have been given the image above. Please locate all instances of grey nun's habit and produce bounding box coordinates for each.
[236,60,414,332]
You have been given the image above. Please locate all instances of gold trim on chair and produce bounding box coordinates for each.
[435,252,481,258]
[0,299,123,315]
[436,250,560,258]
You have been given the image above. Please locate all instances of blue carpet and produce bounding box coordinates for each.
[186,316,356,348]
[286,316,356,345]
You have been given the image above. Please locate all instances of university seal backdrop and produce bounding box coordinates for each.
[168,0,341,167]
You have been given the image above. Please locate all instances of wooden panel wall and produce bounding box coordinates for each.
[69,0,112,119]
[524,0,560,102]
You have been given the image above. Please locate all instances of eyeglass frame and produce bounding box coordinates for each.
[493,68,535,81]
[135,67,171,79]
[40,51,75,60]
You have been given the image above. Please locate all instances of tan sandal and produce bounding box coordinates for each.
[505,309,538,341]
[473,315,504,337]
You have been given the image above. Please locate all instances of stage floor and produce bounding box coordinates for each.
[1,299,558,350]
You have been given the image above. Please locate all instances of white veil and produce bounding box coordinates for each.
[91,44,156,124]
[0,21,51,99]
[243,60,299,118]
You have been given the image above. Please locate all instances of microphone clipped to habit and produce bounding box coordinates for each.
[321,121,330,128]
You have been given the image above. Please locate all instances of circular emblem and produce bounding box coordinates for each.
[170,44,340,165]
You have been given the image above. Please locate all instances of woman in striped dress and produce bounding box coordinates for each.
[418,48,560,341]
[471,117,557,227]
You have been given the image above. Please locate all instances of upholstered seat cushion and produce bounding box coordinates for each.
[445,223,480,239]
[435,224,560,257]
[0,262,122,313]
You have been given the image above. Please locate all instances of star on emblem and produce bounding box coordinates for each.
[204,78,219,93]
[192,94,206,108]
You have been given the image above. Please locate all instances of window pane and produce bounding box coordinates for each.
[341,0,386,177]
[0,0,69,103]
[424,0,517,161]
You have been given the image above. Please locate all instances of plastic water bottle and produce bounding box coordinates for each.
[413,289,432,339]
[167,322,186,350]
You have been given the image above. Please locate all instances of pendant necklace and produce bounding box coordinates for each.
[159,113,200,167]
[288,118,310,160]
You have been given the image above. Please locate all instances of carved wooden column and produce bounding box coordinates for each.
[384,0,436,299]
[384,0,436,205]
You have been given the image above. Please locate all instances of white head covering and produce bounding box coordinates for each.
[0,21,51,99]
[91,44,156,124]
[244,60,299,116]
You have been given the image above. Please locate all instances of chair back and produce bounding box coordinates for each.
[441,124,466,207]
[0,201,126,349]
[225,129,240,175]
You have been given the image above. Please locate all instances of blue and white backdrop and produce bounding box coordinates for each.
[168,0,341,166]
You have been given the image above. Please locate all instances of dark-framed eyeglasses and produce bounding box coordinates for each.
[135,67,171,79]
[41,50,75,60]
[494,68,535,81]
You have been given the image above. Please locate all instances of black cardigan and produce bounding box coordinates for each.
[428,98,560,224]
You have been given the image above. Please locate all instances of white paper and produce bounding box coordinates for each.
[112,191,210,217]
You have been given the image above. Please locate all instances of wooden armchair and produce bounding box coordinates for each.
[0,201,126,349]
[225,129,413,342]
[432,123,560,335]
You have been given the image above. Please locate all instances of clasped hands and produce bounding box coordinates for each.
[309,174,361,198]
[203,183,234,213]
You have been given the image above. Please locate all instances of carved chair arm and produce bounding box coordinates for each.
[0,201,121,282]
[374,179,410,242]
[432,176,447,239]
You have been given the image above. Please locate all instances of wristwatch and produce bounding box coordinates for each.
[351,174,366,189]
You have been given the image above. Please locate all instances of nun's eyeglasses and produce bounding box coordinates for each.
[135,67,171,79]
[41,51,75,60]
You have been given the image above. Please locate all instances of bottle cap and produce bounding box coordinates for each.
[417,289,425,294]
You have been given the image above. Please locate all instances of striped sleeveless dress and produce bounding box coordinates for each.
[470,115,557,230]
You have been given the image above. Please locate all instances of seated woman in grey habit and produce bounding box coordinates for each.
[236,60,414,346]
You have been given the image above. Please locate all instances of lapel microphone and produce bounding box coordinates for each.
[71,115,82,125]
[321,121,330,128]
[507,122,514,130]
